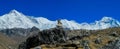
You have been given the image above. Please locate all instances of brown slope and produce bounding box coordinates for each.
[0,32,17,49]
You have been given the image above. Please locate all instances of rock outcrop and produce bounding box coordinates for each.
[18,27,67,49]
[18,27,120,49]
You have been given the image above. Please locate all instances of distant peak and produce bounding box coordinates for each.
[9,9,23,16]
[10,9,19,13]
[101,16,114,22]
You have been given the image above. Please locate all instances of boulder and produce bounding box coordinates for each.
[94,38,102,44]
[109,32,119,37]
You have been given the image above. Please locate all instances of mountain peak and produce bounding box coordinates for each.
[101,16,114,22]
[10,9,19,13]
[0,9,120,30]
[9,9,23,16]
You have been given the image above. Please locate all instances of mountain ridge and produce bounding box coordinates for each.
[0,10,119,30]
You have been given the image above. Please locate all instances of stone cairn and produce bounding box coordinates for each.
[56,19,63,28]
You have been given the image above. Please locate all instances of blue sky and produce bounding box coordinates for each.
[0,0,120,23]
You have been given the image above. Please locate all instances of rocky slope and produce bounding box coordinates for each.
[0,25,120,49]
[0,33,17,49]
[0,27,40,49]
[18,27,120,49]
[0,10,120,49]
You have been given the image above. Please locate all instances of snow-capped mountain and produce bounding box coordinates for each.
[0,10,120,30]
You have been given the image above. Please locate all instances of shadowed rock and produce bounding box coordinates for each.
[18,27,67,49]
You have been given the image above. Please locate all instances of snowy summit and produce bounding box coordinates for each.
[0,10,119,30]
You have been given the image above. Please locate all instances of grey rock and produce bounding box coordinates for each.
[84,46,90,49]
[33,46,41,49]
[82,40,91,49]
[109,32,119,37]
[18,27,67,49]
[101,38,120,49]
[94,38,102,44]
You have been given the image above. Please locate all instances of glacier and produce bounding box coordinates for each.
[0,9,120,30]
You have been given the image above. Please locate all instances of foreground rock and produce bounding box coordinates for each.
[18,27,120,49]
[18,27,67,49]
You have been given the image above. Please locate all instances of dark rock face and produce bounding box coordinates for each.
[101,38,120,49]
[18,27,67,49]
[18,42,27,49]
[27,35,42,49]
[18,35,44,49]
[30,26,39,32]
[41,27,67,44]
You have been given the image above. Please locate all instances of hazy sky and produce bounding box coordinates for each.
[0,0,120,23]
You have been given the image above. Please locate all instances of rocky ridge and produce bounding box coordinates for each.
[18,27,120,49]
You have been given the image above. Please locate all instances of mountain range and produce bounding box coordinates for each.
[0,10,120,30]
[0,10,120,49]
